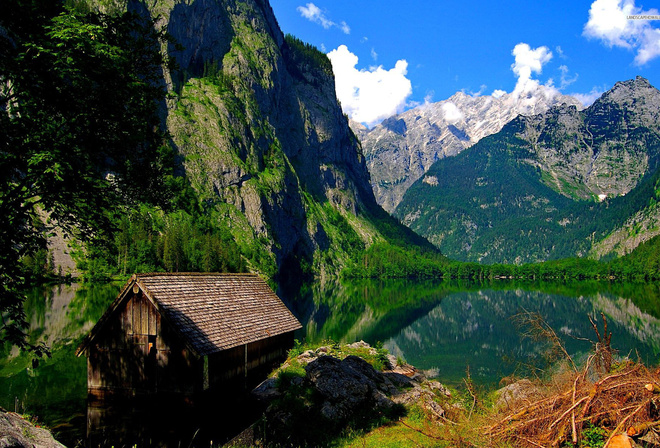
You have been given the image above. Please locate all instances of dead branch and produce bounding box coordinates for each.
[645,383,660,393]
[513,309,577,373]
[627,419,660,436]
[572,376,579,444]
[398,419,442,440]
[464,366,478,419]
[549,396,589,430]
[603,400,649,448]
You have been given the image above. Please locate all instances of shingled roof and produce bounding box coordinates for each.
[77,273,302,357]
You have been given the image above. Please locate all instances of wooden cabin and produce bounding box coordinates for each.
[76,273,302,398]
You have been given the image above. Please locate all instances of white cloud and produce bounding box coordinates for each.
[492,89,506,98]
[327,45,413,127]
[371,48,378,61]
[572,86,606,106]
[488,43,570,112]
[583,0,660,65]
[556,46,566,58]
[409,91,435,109]
[297,3,332,28]
[442,102,464,123]
[297,3,350,34]
[511,43,554,96]
[470,84,488,97]
[559,65,579,89]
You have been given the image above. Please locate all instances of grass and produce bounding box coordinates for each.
[334,420,447,448]
[285,339,390,371]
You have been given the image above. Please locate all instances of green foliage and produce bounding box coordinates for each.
[0,1,172,354]
[287,339,305,358]
[343,243,448,279]
[283,34,333,85]
[77,207,248,278]
[275,362,307,390]
[608,233,660,280]
[562,423,608,448]
[343,232,660,281]
[581,424,608,448]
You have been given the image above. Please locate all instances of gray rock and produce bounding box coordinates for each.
[495,379,541,410]
[304,355,394,421]
[0,409,65,448]
[295,350,317,364]
[391,386,445,419]
[427,380,452,398]
[346,340,374,351]
[252,377,281,401]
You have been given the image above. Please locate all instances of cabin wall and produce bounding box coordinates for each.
[87,291,201,397]
[207,331,295,390]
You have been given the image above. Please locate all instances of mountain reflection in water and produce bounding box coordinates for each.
[383,288,660,386]
[2,279,660,446]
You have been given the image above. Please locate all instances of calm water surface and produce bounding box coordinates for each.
[2,279,660,446]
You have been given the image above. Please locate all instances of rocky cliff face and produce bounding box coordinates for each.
[520,77,660,201]
[355,86,581,212]
[394,77,660,263]
[95,0,387,276]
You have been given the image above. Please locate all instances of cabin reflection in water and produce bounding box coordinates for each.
[77,272,301,444]
[85,393,263,447]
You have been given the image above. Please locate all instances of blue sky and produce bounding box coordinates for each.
[269,0,660,126]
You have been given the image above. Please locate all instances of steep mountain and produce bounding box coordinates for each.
[79,0,429,279]
[394,77,660,264]
[355,86,582,212]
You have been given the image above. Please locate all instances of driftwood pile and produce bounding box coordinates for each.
[489,314,660,447]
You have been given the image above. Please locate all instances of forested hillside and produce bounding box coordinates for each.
[395,77,660,264]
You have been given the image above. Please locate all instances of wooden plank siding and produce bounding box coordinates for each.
[86,291,201,397]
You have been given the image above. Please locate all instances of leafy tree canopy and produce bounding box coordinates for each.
[0,0,172,354]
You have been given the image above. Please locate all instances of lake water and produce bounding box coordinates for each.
[2,279,660,446]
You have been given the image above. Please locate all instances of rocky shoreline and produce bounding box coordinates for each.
[231,341,454,446]
[0,408,65,448]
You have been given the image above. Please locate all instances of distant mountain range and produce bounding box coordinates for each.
[352,85,582,212]
[391,77,660,264]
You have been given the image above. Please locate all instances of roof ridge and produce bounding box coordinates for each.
[135,272,259,277]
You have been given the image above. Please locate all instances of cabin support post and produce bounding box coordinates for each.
[203,356,209,390]
[244,343,248,380]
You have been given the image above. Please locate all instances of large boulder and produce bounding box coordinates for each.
[495,379,541,410]
[253,343,453,446]
[0,408,65,448]
[304,355,395,420]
